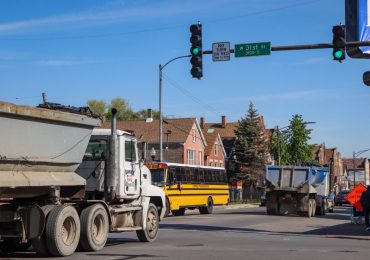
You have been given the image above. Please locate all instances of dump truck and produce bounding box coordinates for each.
[0,101,166,256]
[265,165,334,217]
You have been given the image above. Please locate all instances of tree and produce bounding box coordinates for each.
[136,109,161,120]
[87,99,107,119]
[233,102,268,185]
[284,114,313,165]
[87,98,162,121]
[269,128,289,166]
[106,97,136,120]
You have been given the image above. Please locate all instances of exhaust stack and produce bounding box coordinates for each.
[108,108,119,201]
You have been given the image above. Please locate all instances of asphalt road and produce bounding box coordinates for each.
[2,205,370,260]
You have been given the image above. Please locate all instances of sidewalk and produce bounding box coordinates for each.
[219,203,260,210]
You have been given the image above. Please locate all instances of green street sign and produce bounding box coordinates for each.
[235,42,271,57]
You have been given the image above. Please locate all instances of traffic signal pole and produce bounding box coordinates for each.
[159,55,191,161]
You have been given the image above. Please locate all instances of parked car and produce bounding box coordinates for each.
[335,190,351,206]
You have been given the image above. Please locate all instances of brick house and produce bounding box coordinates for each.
[102,114,207,165]
[312,144,344,192]
[201,115,272,170]
[201,129,227,168]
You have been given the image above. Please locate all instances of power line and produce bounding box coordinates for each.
[162,73,220,115]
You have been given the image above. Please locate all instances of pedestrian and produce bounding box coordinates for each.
[360,185,370,231]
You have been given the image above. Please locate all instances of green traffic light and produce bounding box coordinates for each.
[334,50,344,59]
[191,47,200,56]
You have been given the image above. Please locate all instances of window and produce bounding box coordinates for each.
[175,167,186,182]
[219,162,223,168]
[192,129,196,142]
[214,142,218,156]
[125,140,137,162]
[209,161,213,167]
[187,149,195,165]
[214,161,218,167]
[198,151,203,165]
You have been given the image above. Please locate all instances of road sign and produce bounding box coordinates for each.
[235,42,271,57]
[346,183,366,211]
[212,42,230,61]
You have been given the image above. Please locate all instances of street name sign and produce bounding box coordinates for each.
[235,42,271,57]
[212,42,230,61]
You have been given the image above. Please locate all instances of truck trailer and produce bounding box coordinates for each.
[0,102,166,256]
[265,165,334,217]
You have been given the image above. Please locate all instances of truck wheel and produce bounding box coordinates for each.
[306,200,313,217]
[311,200,316,217]
[79,204,109,252]
[136,203,159,242]
[45,205,80,257]
[172,208,186,216]
[164,198,170,218]
[199,197,213,214]
[32,205,55,256]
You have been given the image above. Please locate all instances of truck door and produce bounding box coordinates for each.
[122,138,140,196]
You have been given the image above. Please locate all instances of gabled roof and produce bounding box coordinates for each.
[202,130,226,158]
[101,118,206,146]
[203,122,238,138]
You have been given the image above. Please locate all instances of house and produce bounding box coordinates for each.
[102,110,207,165]
[312,144,344,192]
[201,116,238,161]
[201,115,272,170]
[342,158,370,189]
[201,129,227,168]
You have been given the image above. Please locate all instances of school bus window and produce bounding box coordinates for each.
[167,167,175,184]
[198,169,205,183]
[176,167,186,183]
[185,167,192,183]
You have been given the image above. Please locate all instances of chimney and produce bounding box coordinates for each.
[146,108,153,123]
[221,115,226,128]
[200,117,205,129]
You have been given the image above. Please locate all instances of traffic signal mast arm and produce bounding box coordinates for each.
[202,41,370,54]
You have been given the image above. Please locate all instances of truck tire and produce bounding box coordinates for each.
[136,203,159,242]
[311,200,316,217]
[172,208,186,216]
[45,205,80,257]
[32,205,55,256]
[199,197,213,214]
[79,204,109,252]
[307,200,313,217]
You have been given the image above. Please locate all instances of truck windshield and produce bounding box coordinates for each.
[151,169,166,187]
[84,139,108,161]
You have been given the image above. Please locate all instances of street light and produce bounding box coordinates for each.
[276,121,316,166]
[352,148,370,187]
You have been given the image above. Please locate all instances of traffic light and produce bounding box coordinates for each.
[332,25,346,62]
[189,23,202,79]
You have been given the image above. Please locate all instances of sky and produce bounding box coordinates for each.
[0,0,369,158]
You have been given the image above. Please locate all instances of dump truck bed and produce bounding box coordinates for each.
[0,101,101,198]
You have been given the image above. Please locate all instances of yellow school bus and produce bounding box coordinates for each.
[146,162,229,216]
